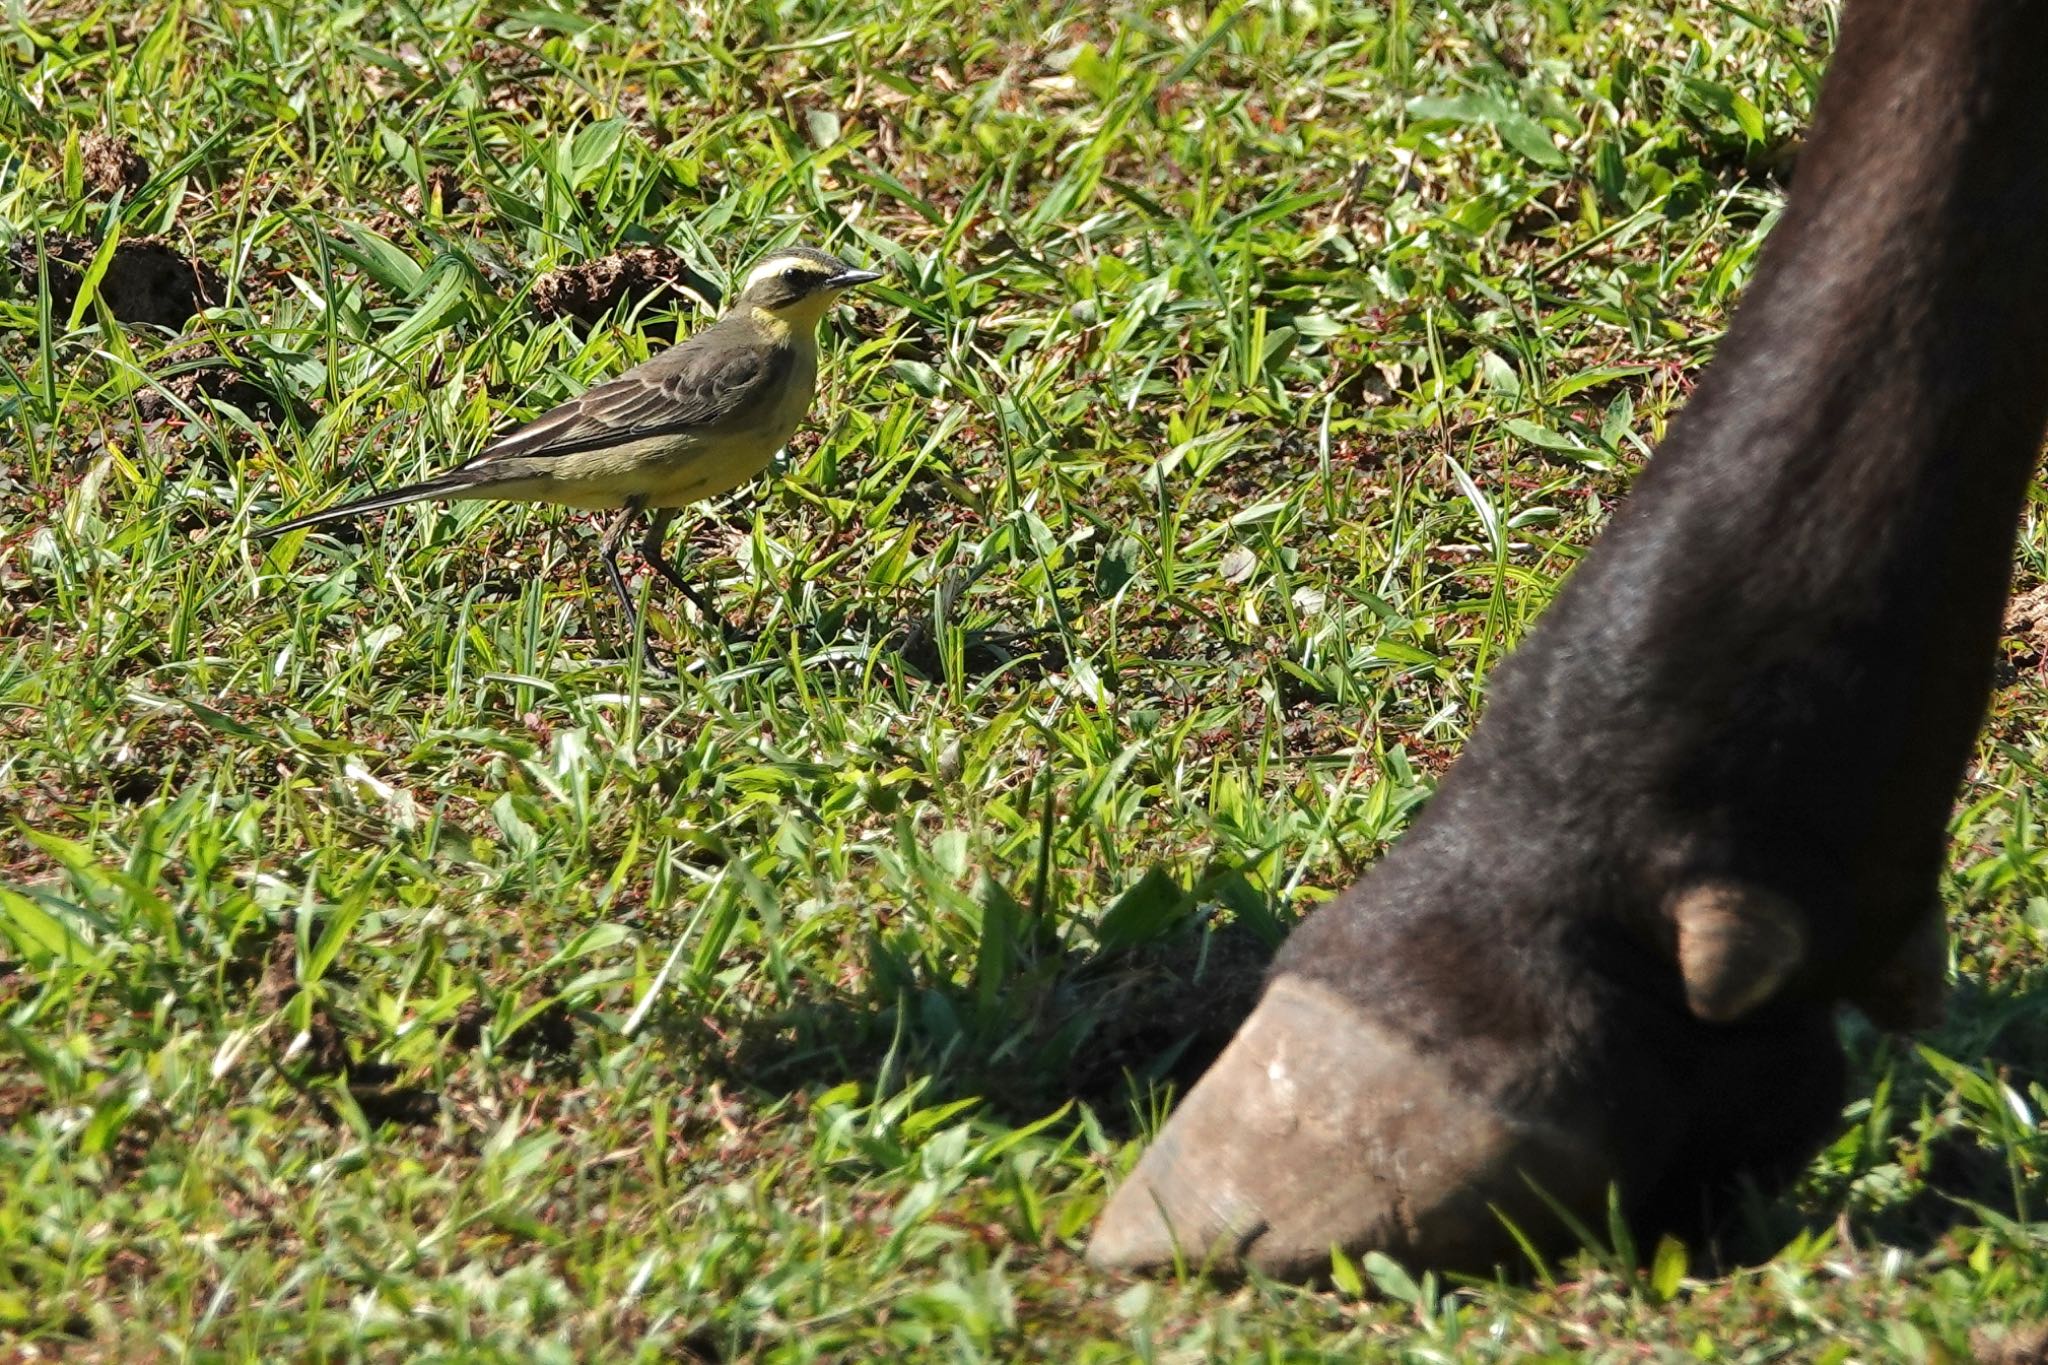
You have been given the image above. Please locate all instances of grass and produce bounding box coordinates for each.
[6,0,2048,1357]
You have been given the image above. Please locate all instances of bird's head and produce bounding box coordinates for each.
[735,246,881,330]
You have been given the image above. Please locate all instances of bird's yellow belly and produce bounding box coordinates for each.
[472,427,784,510]
[616,431,784,507]
[641,354,818,508]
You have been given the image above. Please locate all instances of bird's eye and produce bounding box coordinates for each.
[782,267,804,285]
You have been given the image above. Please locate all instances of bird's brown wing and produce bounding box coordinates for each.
[465,328,790,469]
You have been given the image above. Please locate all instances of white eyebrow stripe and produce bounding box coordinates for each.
[744,256,826,291]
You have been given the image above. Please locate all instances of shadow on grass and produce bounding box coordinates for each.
[1751,972,2048,1264]
[651,904,2048,1276]
[671,916,1273,1138]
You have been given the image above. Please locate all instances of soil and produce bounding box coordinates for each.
[135,340,295,424]
[2004,581,2048,669]
[9,232,223,331]
[79,130,149,196]
[1974,1323,2048,1365]
[399,167,470,216]
[530,246,719,325]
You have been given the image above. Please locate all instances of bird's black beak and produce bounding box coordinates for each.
[827,268,882,289]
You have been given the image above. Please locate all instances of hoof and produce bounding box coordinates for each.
[1087,975,1611,1280]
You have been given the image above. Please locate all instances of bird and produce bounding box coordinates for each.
[253,244,882,637]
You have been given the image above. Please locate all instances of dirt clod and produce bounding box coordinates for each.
[1973,1323,2048,1365]
[401,167,469,216]
[8,233,223,331]
[135,340,293,423]
[531,246,716,325]
[2005,582,2048,669]
[447,993,578,1062]
[346,1083,441,1128]
[80,130,149,196]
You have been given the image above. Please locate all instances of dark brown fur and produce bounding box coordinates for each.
[1276,0,2048,1241]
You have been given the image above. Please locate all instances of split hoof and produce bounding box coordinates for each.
[1087,975,1611,1280]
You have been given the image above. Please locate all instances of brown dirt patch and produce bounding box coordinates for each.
[1974,1323,2048,1365]
[2006,582,2048,670]
[446,993,579,1064]
[531,246,717,324]
[400,167,469,216]
[135,340,295,424]
[250,932,437,1127]
[80,130,149,196]
[9,233,224,331]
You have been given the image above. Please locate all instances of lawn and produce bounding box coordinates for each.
[6,0,2048,1358]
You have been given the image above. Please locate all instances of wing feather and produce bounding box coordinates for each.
[467,331,787,469]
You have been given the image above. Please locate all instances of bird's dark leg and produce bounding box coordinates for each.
[638,506,729,628]
[598,501,642,628]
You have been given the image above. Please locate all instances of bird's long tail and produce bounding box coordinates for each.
[252,471,486,539]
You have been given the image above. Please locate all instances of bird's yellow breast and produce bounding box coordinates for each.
[638,337,817,508]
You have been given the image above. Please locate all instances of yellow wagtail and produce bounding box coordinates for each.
[255,244,881,633]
